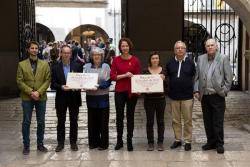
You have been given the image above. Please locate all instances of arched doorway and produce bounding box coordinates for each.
[65,24,109,47]
[36,23,55,43]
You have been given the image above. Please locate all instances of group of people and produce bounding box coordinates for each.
[37,38,116,68]
[16,37,233,155]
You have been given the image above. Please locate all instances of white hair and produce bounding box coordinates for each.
[174,40,187,49]
[91,47,104,56]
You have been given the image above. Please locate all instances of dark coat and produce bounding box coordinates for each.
[51,61,82,108]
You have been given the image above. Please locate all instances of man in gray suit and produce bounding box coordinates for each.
[194,38,233,154]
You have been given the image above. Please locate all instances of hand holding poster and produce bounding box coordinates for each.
[66,73,98,89]
[131,74,164,93]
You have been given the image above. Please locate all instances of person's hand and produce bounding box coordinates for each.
[160,74,165,80]
[30,91,40,101]
[87,87,98,91]
[62,85,71,91]
[125,72,133,78]
[194,92,200,101]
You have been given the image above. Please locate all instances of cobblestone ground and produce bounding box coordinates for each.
[0,91,250,167]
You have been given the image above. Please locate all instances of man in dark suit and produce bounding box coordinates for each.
[51,45,82,152]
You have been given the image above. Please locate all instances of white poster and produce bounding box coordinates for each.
[66,73,98,89]
[131,74,164,93]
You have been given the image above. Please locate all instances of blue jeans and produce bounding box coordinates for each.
[22,100,46,147]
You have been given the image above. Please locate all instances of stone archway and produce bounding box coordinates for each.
[225,0,250,35]
[36,23,55,43]
[65,24,109,46]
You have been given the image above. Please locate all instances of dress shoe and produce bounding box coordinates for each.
[55,144,64,152]
[157,143,164,151]
[170,141,182,149]
[98,146,108,151]
[147,143,154,151]
[89,145,98,149]
[115,141,123,150]
[127,139,133,151]
[202,143,216,150]
[71,143,78,151]
[184,143,192,151]
[216,146,224,154]
[37,145,48,152]
[23,146,30,155]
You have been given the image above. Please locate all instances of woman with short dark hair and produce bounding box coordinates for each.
[143,52,166,151]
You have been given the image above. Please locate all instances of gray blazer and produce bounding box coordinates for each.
[194,52,233,99]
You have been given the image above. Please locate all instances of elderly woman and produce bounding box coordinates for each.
[84,47,111,150]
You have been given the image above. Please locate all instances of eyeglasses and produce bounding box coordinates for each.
[175,47,186,50]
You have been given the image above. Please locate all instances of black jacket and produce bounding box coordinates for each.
[51,61,82,108]
[166,56,196,100]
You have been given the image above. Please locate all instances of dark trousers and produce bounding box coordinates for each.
[22,100,46,147]
[144,97,166,144]
[88,107,109,148]
[201,94,225,147]
[115,92,138,141]
[56,104,79,145]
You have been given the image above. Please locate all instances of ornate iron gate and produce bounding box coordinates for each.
[18,0,36,60]
[183,0,241,89]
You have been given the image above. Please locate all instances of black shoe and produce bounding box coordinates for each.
[202,143,216,150]
[89,145,98,149]
[98,146,108,151]
[127,143,133,151]
[157,143,164,151]
[37,145,48,153]
[115,141,123,150]
[217,146,224,154]
[127,139,133,151]
[23,147,30,155]
[170,141,182,149]
[55,144,64,152]
[184,143,192,151]
[147,143,154,151]
[71,143,78,151]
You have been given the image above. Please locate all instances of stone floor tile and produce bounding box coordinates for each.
[109,161,168,167]
[50,150,82,161]
[199,161,233,167]
[79,161,110,167]
[166,162,200,167]
[38,161,81,167]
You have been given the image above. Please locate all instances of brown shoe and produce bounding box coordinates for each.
[37,145,48,153]
[23,146,30,155]
[157,143,164,151]
[147,143,154,151]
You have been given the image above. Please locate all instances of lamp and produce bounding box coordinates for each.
[82,30,95,36]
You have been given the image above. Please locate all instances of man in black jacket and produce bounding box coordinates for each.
[51,45,82,152]
[166,41,196,151]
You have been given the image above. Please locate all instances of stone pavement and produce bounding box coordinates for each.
[0,91,250,167]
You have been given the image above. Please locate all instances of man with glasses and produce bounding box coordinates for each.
[51,45,82,152]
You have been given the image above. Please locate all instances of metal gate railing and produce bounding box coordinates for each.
[18,0,36,60]
[183,0,240,89]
